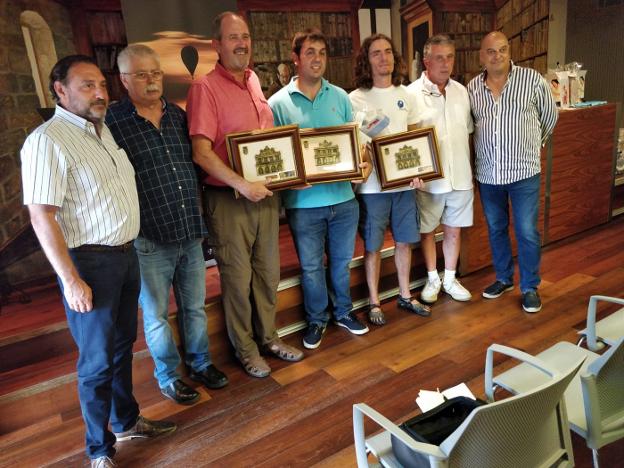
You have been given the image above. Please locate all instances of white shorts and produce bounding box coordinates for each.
[416,189,474,233]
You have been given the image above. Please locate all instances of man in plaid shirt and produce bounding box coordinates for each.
[106,44,228,405]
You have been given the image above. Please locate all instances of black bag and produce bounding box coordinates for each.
[391,396,486,468]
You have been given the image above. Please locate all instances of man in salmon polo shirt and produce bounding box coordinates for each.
[186,11,303,378]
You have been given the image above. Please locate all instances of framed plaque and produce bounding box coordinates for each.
[372,126,443,191]
[225,124,306,191]
[299,123,363,184]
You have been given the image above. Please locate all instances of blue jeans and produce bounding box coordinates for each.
[287,198,359,326]
[479,174,541,292]
[63,248,141,459]
[134,237,212,388]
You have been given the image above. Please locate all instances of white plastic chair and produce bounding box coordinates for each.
[577,295,624,351]
[353,344,583,468]
[494,337,624,467]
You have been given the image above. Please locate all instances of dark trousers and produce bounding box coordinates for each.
[61,248,141,459]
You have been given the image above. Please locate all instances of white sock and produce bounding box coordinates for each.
[444,269,456,286]
[428,270,439,282]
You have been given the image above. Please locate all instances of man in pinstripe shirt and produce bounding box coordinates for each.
[21,55,175,468]
[468,31,558,313]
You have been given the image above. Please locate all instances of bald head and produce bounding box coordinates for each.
[480,31,511,77]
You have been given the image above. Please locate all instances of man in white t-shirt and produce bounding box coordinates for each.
[407,34,474,303]
[350,33,430,326]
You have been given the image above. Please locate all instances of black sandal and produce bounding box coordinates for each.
[368,303,386,326]
[397,296,431,317]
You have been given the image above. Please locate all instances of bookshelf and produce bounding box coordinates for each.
[240,0,361,97]
[437,12,494,85]
[68,1,127,101]
[496,0,549,74]
[400,1,495,86]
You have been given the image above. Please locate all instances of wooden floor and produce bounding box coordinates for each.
[1,218,624,467]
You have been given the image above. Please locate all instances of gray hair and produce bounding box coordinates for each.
[423,34,455,58]
[117,44,160,73]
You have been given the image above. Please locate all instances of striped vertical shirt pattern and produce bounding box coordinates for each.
[468,63,558,185]
[105,98,208,243]
[20,105,140,248]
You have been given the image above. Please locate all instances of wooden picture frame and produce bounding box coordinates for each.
[372,126,443,191]
[299,123,362,184]
[225,124,307,191]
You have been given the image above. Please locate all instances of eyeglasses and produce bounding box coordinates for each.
[121,70,164,80]
[422,89,442,97]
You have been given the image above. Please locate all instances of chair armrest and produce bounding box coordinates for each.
[353,403,446,467]
[485,344,558,401]
[586,295,624,351]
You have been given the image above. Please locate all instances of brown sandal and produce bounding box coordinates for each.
[368,304,386,326]
[265,339,304,362]
[239,355,271,378]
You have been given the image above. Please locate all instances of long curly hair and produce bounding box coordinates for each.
[354,33,407,90]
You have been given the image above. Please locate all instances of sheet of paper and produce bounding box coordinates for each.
[441,382,476,400]
[415,390,445,412]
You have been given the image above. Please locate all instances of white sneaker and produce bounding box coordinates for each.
[421,277,441,303]
[442,278,472,301]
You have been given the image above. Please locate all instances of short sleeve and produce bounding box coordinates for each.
[20,131,67,207]
[186,81,218,142]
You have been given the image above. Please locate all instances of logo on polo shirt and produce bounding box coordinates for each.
[397,100,405,109]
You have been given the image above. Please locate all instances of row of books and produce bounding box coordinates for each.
[496,0,549,31]
[515,53,547,75]
[248,11,351,40]
[449,33,486,50]
[324,56,354,90]
[508,19,548,62]
[252,37,353,63]
[453,50,482,74]
[440,12,493,34]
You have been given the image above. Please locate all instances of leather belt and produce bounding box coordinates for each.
[70,241,134,253]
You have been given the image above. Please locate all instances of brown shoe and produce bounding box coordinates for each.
[265,339,304,362]
[239,354,271,378]
[113,415,176,441]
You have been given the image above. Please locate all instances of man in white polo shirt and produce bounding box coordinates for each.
[21,55,175,468]
[407,34,474,304]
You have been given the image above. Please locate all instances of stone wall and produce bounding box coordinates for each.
[0,0,75,286]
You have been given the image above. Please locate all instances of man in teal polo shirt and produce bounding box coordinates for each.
[269,29,372,350]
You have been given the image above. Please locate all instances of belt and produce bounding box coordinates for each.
[70,241,134,253]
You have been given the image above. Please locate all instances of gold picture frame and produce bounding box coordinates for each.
[299,123,363,184]
[225,124,307,191]
[372,126,443,191]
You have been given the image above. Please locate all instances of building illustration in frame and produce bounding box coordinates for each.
[313,140,341,166]
[254,146,284,176]
[392,145,421,171]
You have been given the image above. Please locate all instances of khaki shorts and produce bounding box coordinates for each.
[416,189,474,233]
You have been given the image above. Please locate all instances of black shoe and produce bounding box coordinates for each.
[114,415,176,441]
[397,296,431,317]
[160,379,200,405]
[482,281,514,299]
[303,324,326,349]
[522,290,542,313]
[334,313,369,335]
[189,364,229,389]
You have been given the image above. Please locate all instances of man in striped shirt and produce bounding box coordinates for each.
[21,55,175,467]
[468,31,558,313]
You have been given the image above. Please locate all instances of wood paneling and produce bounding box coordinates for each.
[547,105,616,242]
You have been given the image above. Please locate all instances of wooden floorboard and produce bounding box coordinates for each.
[1,218,623,467]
